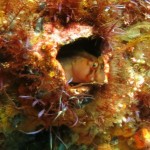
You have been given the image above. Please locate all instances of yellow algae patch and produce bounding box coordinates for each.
[49,71,56,78]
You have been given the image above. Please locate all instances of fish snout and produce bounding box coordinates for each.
[94,69,105,84]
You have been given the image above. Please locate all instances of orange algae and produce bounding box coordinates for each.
[0,0,150,149]
[133,128,150,149]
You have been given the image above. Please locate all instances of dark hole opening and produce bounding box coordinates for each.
[56,35,104,60]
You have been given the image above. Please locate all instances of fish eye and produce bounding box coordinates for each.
[92,62,98,68]
[100,63,104,69]
[98,57,104,69]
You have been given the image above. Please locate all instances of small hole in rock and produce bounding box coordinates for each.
[56,36,105,85]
